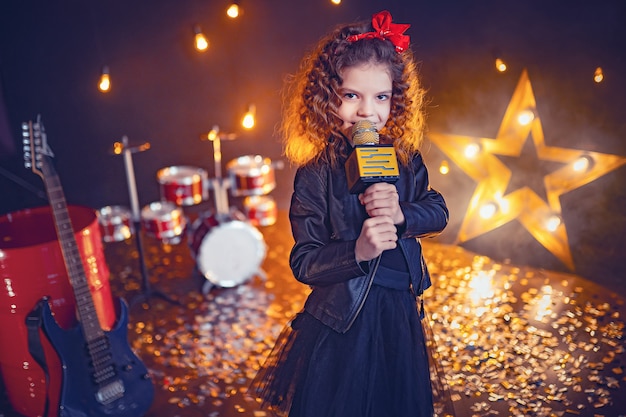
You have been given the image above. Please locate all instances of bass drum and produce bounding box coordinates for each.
[188,213,266,289]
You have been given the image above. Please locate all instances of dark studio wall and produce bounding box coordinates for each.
[1,1,624,292]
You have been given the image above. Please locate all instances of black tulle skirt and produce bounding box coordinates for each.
[250,284,435,417]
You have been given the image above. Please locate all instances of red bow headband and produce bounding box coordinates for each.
[346,10,411,53]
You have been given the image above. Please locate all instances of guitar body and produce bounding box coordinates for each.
[40,297,154,417]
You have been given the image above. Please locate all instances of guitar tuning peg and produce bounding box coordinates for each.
[24,151,30,159]
[24,161,32,168]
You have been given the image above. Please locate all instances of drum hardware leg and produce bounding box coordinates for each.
[201,280,214,295]
[129,219,182,308]
[115,136,182,308]
[255,268,268,282]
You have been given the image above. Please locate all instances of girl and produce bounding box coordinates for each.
[251,10,448,417]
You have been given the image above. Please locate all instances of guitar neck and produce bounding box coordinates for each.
[41,160,104,344]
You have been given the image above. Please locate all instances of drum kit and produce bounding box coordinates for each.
[97,129,280,295]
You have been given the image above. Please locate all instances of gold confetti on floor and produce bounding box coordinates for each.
[3,211,623,417]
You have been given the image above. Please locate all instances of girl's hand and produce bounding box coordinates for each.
[358,182,405,225]
[355,215,397,263]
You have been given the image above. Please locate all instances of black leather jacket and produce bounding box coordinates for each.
[288,140,449,333]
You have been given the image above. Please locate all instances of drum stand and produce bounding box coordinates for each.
[118,136,181,307]
[204,125,235,219]
[199,126,267,293]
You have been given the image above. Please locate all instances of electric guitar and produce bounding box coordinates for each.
[23,116,155,417]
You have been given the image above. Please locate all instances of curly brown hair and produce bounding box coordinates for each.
[280,16,426,168]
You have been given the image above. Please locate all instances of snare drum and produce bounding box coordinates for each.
[157,165,208,206]
[189,213,266,288]
[97,205,134,242]
[226,155,276,197]
[243,195,277,227]
[141,201,186,244]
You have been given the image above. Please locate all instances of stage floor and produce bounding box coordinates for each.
[1,210,625,417]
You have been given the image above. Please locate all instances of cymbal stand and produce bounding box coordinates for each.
[203,125,237,219]
[117,136,180,307]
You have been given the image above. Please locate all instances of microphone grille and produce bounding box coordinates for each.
[351,120,379,145]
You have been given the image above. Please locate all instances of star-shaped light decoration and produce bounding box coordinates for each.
[428,69,626,270]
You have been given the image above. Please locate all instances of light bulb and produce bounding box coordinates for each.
[331,0,342,4]
[242,104,256,129]
[226,3,240,18]
[194,25,209,51]
[98,66,110,92]
[517,109,535,126]
[573,155,594,172]
[546,215,561,232]
[479,202,498,219]
[495,58,507,72]
[594,67,604,83]
[464,143,481,159]
[439,160,449,175]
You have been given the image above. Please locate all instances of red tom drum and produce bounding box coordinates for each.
[157,165,208,206]
[243,195,277,227]
[97,205,134,242]
[226,155,276,197]
[141,201,186,244]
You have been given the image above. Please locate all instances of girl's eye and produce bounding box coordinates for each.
[377,94,390,101]
[343,92,357,99]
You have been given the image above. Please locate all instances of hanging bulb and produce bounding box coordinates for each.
[242,104,256,129]
[226,2,240,18]
[495,58,507,73]
[331,0,342,4]
[98,66,111,92]
[594,67,604,83]
[194,25,209,51]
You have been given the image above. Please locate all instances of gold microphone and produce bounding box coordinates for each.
[345,120,399,194]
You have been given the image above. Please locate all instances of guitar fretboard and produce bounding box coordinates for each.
[40,163,105,345]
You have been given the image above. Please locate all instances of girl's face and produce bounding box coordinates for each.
[336,62,392,142]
